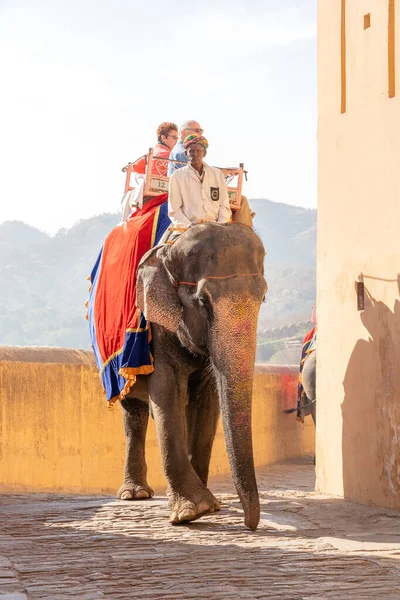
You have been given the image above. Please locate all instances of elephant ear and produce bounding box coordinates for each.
[136,245,181,332]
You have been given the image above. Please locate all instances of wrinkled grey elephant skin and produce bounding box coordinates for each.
[301,351,316,426]
[117,222,267,530]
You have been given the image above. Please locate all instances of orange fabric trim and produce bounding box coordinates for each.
[169,226,189,233]
[119,365,154,379]
[126,308,151,333]
[100,347,124,373]
[151,207,161,247]
[107,377,135,410]
[107,364,154,409]
[100,320,151,372]
[101,321,154,408]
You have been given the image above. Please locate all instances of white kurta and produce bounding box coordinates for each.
[168,163,231,227]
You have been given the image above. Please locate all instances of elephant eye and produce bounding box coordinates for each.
[196,292,213,320]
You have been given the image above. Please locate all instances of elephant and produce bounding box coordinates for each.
[116,222,267,530]
[299,350,316,426]
[284,349,316,426]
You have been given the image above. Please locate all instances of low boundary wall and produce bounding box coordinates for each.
[0,347,314,494]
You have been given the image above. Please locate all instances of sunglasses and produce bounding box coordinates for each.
[185,128,204,134]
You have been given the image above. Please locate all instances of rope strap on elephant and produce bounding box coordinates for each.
[87,195,171,407]
[176,272,262,286]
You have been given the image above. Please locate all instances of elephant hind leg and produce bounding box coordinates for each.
[118,397,154,501]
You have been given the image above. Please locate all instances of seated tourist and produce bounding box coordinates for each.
[168,120,204,176]
[122,122,178,220]
[168,134,231,228]
[132,121,179,176]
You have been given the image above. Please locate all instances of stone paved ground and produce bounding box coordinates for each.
[0,460,400,599]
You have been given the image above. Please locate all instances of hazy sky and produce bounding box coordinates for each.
[0,0,316,234]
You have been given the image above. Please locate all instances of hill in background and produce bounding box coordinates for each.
[250,199,316,331]
[0,199,316,352]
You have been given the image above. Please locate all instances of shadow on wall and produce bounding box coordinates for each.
[342,276,400,508]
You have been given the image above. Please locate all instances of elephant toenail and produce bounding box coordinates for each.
[178,508,197,522]
[197,500,211,514]
[120,490,134,500]
[135,489,150,499]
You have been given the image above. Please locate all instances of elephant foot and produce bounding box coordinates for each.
[169,490,221,525]
[117,481,154,501]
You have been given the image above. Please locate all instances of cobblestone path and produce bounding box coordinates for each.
[0,461,399,599]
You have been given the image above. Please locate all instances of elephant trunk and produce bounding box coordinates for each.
[209,295,260,531]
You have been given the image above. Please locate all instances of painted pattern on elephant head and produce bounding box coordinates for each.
[211,294,260,375]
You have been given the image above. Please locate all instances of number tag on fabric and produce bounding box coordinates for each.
[210,187,219,201]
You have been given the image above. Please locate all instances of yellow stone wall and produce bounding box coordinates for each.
[0,347,314,494]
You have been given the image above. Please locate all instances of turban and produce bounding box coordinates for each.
[183,134,209,151]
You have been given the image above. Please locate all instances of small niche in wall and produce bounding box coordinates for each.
[356,280,365,311]
[364,13,371,29]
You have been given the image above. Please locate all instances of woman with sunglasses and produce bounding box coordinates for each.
[121,122,178,220]
[131,121,179,177]
[151,122,179,176]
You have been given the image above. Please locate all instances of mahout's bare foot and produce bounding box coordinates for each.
[117,481,154,501]
[169,488,221,524]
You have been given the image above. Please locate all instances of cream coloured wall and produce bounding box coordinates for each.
[0,348,314,494]
[317,0,400,507]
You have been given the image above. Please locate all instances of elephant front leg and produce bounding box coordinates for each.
[118,398,154,500]
[149,367,218,525]
[187,374,220,490]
